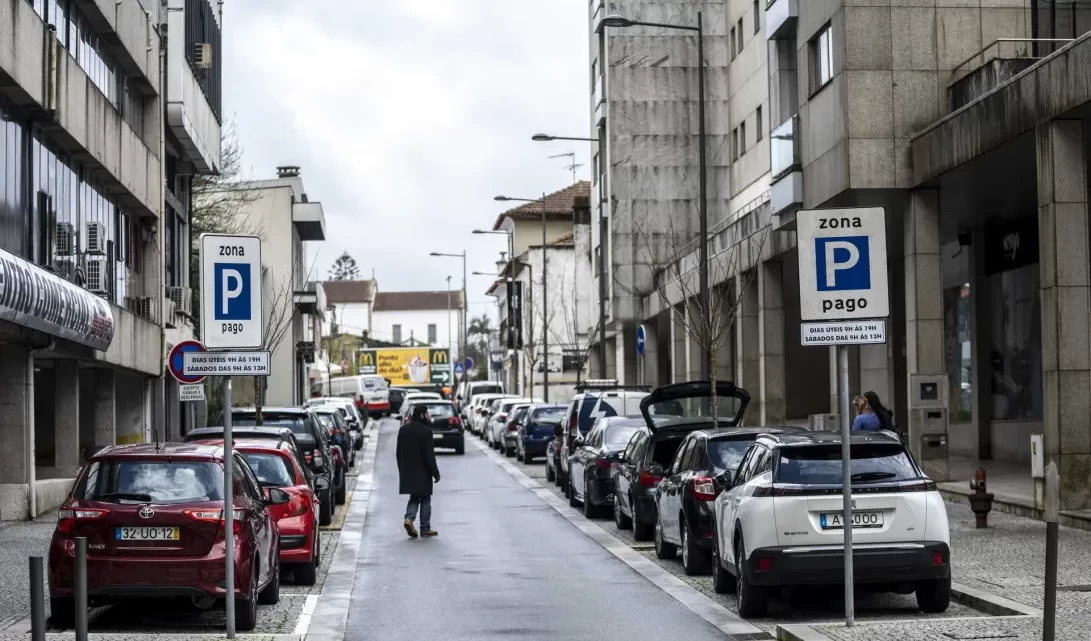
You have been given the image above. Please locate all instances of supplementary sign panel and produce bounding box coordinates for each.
[800,320,887,346]
[179,384,206,402]
[797,208,889,321]
[183,351,271,376]
[200,234,263,349]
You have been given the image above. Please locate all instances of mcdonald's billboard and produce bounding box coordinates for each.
[357,347,452,385]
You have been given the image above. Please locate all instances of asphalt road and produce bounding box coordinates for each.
[344,419,729,641]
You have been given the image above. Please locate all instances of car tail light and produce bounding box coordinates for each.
[691,476,717,501]
[449,416,462,427]
[638,470,662,488]
[475,408,481,415]
[595,456,612,469]
[355,397,364,409]
[286,494,309,519]
[185,509,245,534]
[507,422,518,432]
[57,508,109,535]
[933,551,945,566]
[304,453,313,464]
[757,558,773,572]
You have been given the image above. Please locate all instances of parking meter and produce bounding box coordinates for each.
[909,375,949,481]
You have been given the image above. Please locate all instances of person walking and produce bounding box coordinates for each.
[397,404,441,538]
[852,395,882,432]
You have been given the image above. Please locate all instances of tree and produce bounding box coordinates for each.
[637,207,770,419]
[329,252,361,281]
[465,314,495,381]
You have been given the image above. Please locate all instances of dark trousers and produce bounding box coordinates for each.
[405,494,432,529]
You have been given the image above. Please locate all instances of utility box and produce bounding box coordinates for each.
[809,413,839,432]
[909,374,949,482]
[1031,433,1045,511]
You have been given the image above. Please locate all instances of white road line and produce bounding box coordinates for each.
[292,595,320,635]
[471,437,766,638]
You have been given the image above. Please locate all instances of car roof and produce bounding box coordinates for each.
[91,443,224,461]
[761,430,903,447]
[233,406,309,415]
[310,405,343,413]
[593,417,645,428]
[701,425,808,439]
[192,437,290,452]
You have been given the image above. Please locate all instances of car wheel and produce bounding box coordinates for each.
[524,451,534,464]
[235,565,259,631]
[735,534,767,618]
[681,520,710,576]
[916,577,951,613]
[654,518,677,559]
[335,473,347,505]
[516,448,524,462]
[614,495,633,530]
[546,463,555,482]
[319,490,333,526]
[297,537,319,586]
[259,554,280,605]
[712,535,734,594]
[582,483,598,519]
[505,444,515,458]
[455,440,465,455]
[49,597,75,629]
[632,495,653,540]
[568,479,580,508]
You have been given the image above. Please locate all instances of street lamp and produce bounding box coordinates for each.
[494,193,551,402]
[531,133,598,142]
[597,11,710,379]
[429,251,468,367]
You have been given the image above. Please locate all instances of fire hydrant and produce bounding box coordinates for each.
[967,467,994,528]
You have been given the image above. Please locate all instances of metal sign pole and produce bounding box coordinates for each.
[1043,461,1059,641]
[838,344,854,626]
[224,378,235,638]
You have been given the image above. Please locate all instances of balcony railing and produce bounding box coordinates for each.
[950,38,1073,85]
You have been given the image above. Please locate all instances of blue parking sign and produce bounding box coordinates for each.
[201,234,263,349]
[815,237,870,291]
[214,263,252,320]
[796,208,889,321]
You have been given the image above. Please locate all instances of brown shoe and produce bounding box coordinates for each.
[420,528,438,537]
[404,519,419,538]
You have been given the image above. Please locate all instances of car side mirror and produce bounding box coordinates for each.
[265,488,291,505]
[314,476,331,491]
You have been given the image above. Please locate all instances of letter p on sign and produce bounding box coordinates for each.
[816,237,870,291]
[214,263,251,320]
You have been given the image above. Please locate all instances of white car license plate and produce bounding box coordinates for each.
[820,511,883,530]
[115,526,180,541]
[433,433,444,440]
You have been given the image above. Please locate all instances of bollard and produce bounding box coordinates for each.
[29,557,45,641]
[967,467,994,528]
[75,537,88,641]
[1043,462,1059,641]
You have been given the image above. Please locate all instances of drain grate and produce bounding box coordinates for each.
[731,633,775,641]
[629,543,655,551]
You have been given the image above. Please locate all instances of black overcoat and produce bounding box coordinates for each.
[396,420,440,496]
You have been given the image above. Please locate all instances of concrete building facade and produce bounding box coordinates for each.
[370,291,466,361]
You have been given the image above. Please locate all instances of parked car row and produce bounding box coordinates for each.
[48,398,369,631]
[467,379,953,619]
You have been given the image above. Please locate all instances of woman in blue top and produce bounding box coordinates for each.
[852,395,882,431]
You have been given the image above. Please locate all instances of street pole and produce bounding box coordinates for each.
[696,10,710,380]
[462,250,468,378]
[447,275,452,371]
[542,193,549,401]
[224,378,235,638]
[838,345,854,626]
[598,213,608,377]
[1044,461,1059,641]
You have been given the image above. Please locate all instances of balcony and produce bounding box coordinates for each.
[293,201,327,241]
[948,38,1072,111]
[593,75,606,126]
[166,0,222,174]
[766,0,798,41]
[770,170,803,218]
[294,282,327,315]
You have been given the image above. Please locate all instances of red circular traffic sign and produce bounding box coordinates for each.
[169,340,207,384]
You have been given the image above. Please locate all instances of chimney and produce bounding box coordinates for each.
[276,166,300,179]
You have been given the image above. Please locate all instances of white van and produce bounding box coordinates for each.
[330,375,390,418]
[557,383,650,490]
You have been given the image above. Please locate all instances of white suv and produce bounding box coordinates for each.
[712,431,951,618]
[486,398,536,451]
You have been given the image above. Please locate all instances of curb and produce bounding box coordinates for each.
[940,489,1091,532]
[775,624,834,641]
[951,581,1042,617]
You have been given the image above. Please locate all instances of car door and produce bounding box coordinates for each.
[717,443,758,565]
[234,455,270,586]
[615,431,643,514]
[722,444,770,565]
[570,424,597,498]
[659,436,695,543]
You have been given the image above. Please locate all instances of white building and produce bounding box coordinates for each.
[323,279,377,339]
[371,291,466,361]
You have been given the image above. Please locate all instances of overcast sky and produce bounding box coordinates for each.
[223,0,590,326]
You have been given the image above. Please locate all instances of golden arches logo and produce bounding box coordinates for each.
[359,353,375,366]
[431,350,448,364]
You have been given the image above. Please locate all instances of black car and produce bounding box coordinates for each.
[228,407,337,526]
[311,406,353,504]
[653,425,804,575]
[417,401,465,454]
[388,388,413,416]
[612,381,751,544]
[545,423,565,482]
[516,404,567,464]
[566,417,644,518]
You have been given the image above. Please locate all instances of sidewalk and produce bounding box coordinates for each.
[0,514,57,631]
[777,501,1091,641]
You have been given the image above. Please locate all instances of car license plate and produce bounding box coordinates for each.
[819,511,883,529]
[433,433,444,440]
[115,526,180,541]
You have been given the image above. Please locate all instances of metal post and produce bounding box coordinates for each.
[1043,461,1059,641]
[598,213,608,377]
[696,11,710,380]
[838,345,854,626]
[542,193,549,401]
[29,557,45,641]
[462,250,468,374]
[74,537,87,641]
[224,378,235,638]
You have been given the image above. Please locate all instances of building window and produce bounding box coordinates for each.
[428,323,437,344]
[185,0,223,122]
[737,19,744,54]
[740,122,747,155]
[392,325,402,344]
[731,128,739,161]
[730,27,737,61]
[754,0,760,34]
[756,106,763,141]
[810,24,834,92]
[591,60,597,93]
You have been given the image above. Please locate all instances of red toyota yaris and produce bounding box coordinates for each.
[48,443,286,631]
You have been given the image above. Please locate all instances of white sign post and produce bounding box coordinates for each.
[796,207,889,628]
[199,233,263,639]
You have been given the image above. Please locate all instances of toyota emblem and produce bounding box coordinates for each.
[139,507,155,519]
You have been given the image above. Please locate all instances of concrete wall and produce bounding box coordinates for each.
[371,309,465,356]
[728,0,771,202]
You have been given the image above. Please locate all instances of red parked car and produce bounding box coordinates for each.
[195,437,328,585]
[48,443,287,631]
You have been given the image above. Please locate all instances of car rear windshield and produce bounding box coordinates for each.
[605,424,641,449]
[424,403,455,418]
[646,396,744,423]
[77,461,224,504]
[363,378,381,389]
[241,452,295,488]
[775,443,921,485]
[707,438,756,472]
[233,413,310,437]
[473,385,503,395]
[315,414,336,430]
[532,407,565,424]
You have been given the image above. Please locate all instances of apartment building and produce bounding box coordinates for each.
[593,0,1091,510]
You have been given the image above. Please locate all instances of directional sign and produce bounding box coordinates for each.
[636,325,647,356]
[200,234,263,349]
[797,208,889,321]
[453,362,465,376]
[184,351,271,376]
[179,384,206,402]
[169,340,206,384]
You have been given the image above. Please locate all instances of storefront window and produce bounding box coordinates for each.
[942,242,972,422]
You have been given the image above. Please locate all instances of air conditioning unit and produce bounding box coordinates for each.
[56,223,74,255]
[85,256,108,294]
[86,223,105,254]
[194,43,213,69]
[168,286,192,315]
[135,297,155,321]
[54,258,76,280]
